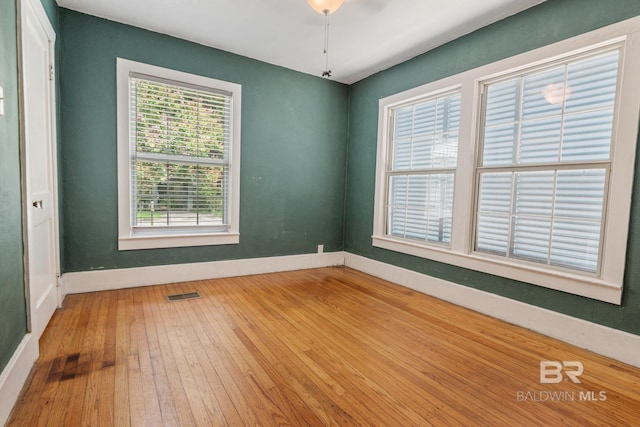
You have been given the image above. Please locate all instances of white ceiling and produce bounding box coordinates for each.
[56,0,545,84]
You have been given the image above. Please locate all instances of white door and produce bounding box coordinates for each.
[21,0,59,340]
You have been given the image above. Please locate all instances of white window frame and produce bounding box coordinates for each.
[117,58,241,250]
[384,88,462,247]
[373,17,640,304]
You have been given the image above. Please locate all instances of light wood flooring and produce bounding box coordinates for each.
[7,267,640,426]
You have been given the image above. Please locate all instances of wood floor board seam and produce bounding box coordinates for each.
[7,267,640,427]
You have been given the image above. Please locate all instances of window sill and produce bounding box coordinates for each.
[119,232,240,251]
[372,235,622,304]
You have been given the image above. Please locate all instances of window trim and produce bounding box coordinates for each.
[373,17,640,304]
[116,58,241,250]
[384,88,461,247]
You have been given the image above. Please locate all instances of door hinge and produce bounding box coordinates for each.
[49,65,54,81]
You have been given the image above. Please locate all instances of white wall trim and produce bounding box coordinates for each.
[0,334,38,426]
[58,250,640,368]
[61,252,346,297]
[344,252,640,368]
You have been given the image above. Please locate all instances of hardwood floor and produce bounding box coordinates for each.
[7,267,640,426]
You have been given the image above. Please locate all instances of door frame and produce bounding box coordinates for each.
[18,0,60,334]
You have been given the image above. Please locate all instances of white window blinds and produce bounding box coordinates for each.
[129,75,232,230]
[387,91,461,245]
[476,49,620,273]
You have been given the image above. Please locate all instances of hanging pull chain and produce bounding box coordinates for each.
[322,11,332,78]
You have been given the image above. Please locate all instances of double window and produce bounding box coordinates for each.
[117,59,241,250]
[373,18,640,303]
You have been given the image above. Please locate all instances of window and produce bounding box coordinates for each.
[117,59,241,250]
[476,49,619,274]
[373,17,640,304]
[387,91,460,245]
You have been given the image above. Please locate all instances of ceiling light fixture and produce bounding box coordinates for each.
[307,0,344,78]
[307,0,344,14]
[542,82,571,105]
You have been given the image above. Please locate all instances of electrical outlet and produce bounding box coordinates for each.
[317,244,324,254]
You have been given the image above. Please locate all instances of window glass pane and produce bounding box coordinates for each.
[388,173,454,244]
[478,172,512,214]
[392,106,413,169]
[388,175,408,237]
[483,96,521,167]
[434,94,461,168]
[514,171,554,216]
[476,172,512,255]
[512,216,551,262]
[134,80,229,160]
[411,100,437,169]
[519,117,561,164]
[512,172,553,262]
[134,161,226,227]
[477,171,557,260]
[390,174,408,204]
[394,106,413,139]
[391,92,460,172]
[484,79,521,126]
[550,220,601,272]
[392,136,412,170]
[411,136,434,169]
[388,207,405,237]
[426,174,454,243]
[134,160,165,225]
[476,214,510,255]
[482,80,520,165]
[405,175,429,240]
[413,100,436,137]
[432,137,458,169]
[436,95,461,134]
[554,169,605,220]
[405,208,428,240]
[482,124,517,166]
[522,66,565,120]
[482,49,619,168]
[561,108,614,161]
[131,77,230,229]
[476,169,606,273]
[565,50,619,113]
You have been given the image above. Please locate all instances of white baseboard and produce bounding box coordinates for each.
[344,252,640,368]
[61,251,346,297]
[59,250,639,369]
[0,333,38,426]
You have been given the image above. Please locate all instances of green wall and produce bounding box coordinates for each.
[0,0,27,372]
[39,0,59,29]
[345,0,640,335]
[59,9,348,272]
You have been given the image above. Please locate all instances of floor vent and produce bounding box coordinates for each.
[166,291,201,302]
